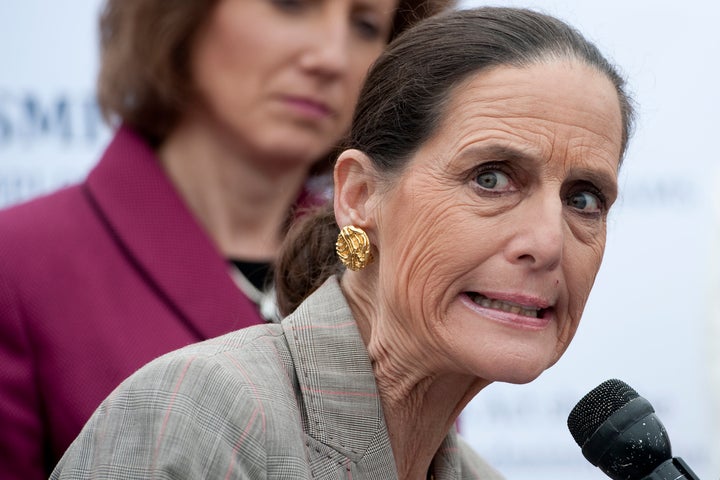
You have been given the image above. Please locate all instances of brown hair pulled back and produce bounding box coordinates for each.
[96,0,455,148]
[275,7,636,317]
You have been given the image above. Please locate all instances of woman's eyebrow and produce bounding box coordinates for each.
[567,166,619,198]
[457,143,542,164]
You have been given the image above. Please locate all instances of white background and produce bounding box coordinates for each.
[0,1,109,205]
[1,1,718,478]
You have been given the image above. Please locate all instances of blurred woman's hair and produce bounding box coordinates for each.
[275,6,636,316]
[96,0,455,147]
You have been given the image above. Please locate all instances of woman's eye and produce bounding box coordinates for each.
[474,170,512,192]
[353,16,382,40]
[271,0,305,12]
[568,191,603,214]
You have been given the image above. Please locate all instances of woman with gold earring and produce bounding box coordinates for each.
[52,7,634,479]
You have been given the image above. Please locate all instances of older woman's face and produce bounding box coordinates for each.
[190,0,397,167]
[372,61,623,384]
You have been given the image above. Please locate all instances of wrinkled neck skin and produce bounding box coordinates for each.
[340,270,491,479]
[158,115,309,261]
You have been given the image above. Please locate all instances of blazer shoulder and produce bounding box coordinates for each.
[0,184,92,243]
[123,323,291,392]
[0,184,104,283]
[53,325,295,479]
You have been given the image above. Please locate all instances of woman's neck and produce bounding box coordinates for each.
[373,368,482,479]
[158,118,309,260]
[341,274,490,479]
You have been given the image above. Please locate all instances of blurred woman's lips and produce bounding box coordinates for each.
[283,96,334,119]
[465,292,552,320]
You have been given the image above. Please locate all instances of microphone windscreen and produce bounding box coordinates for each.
[567,378,639,447]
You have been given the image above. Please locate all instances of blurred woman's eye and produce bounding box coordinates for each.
[270,0,306,12]
[474,170,512,192]
[353,16,383,40]
[567,190,604,215]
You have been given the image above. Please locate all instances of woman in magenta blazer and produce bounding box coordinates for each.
[0,1,452,478]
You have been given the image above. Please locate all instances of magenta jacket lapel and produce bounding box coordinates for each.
[84,126,262,339]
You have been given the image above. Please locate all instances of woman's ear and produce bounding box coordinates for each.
[333,149,379,230]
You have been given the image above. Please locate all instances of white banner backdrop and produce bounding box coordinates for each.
[1,1,718,478]
[0,1,110,206]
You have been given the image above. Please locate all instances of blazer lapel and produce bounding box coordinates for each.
[84,126,262,340]
[283,277,398,476]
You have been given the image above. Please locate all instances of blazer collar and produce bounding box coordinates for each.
[283,276,390,461]
[84,126,262,339]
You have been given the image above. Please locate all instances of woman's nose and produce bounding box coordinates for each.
[505,194,564,271]
[299,20,350,78]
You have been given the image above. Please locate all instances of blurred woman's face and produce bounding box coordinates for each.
[190,0,397,168]
[371,60,623,384]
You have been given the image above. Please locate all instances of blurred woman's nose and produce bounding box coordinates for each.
[505,194,564,271]
[298,16,350,77]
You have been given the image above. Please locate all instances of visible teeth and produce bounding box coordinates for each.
[470,293,541,318]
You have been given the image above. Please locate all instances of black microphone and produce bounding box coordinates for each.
[566,379,701,480]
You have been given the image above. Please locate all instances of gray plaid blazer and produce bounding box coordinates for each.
[51,276,504,479]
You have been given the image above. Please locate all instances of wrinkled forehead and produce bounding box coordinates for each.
[432,60,623,159]
[393,60,623,189]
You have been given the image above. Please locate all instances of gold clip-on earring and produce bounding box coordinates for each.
[336,225,374,271]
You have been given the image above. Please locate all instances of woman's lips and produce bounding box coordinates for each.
[462,292,553,329]
[467,292,546,318]
[283,96,333,119]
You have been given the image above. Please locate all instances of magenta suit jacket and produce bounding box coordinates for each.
[0,127,266,479]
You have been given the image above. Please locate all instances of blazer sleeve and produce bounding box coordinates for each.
[51,352,268,479]
[0,259,47,480]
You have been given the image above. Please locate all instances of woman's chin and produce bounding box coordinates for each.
[486,362,548,385]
